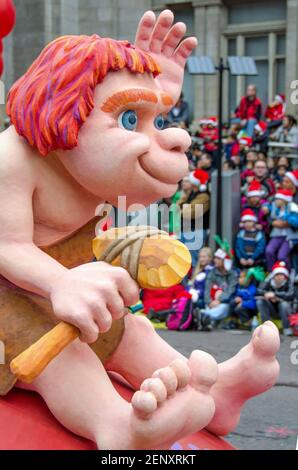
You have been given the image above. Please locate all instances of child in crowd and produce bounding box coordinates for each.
[226,268,265,330]
[241,180,269,233]
[283,169,298,204]
[202,242,238,327]
[188,247,213,309]
[235,209,266,267]
[265,94,286,127]
[240,169,256,195]
[256,261,295,336]
[198,117,218,154]
[264,188,294,270]
[273,164,287,188]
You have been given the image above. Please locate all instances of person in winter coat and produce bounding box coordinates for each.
[264,189,295,270]
[241,180,269,233]
[265,94,286,128]
[198,117,218,154]
[271,115,298,145]
[233,84,262,137]
[167,92,190,128]
[256,261,295,336]
[226,269,260,329]
[203,248,238,324]
[188,247,213,309]
[178,169,210,267]
[283,170,298,204]
[235,209,266,267]
[253,159,276,198]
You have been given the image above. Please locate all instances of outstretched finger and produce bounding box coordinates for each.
[161,22,186,57]
[173,37,198,67]
[134,10,156,51]
[149,9,174,54]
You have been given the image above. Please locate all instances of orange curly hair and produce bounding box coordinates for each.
[7,34,161,156]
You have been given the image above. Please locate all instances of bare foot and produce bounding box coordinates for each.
[102,351,218,450]
[206,321,280,436]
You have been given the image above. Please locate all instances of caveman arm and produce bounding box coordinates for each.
[0,149,67,299]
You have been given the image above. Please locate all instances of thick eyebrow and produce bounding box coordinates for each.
[161,92,174,106]
[101,88,158,113]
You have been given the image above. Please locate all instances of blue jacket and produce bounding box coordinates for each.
[235,229,266,260]
[234,284,257,311]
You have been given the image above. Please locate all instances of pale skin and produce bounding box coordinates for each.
[0,10,280,449]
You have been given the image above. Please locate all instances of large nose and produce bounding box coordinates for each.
[156,127,191,154]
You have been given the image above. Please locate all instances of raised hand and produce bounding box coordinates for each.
[134,9,197,105]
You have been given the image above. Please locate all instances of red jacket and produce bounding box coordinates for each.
[142,284,186,314]
[265,103,285,121]
[236,96,262,121]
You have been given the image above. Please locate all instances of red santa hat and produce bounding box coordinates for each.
[238,136,253,147]
[241,208,257,223]
[199,116,218,127]
[214,248,233,271]
[272,261,289,278]
[247,180,264,198]
[285,170,298,188]
[275,93,285,104]
[199,117,210,126]
[254,120,267,135]
[207,116,218,127]
[189,169,209,191]
[275,188,293,203]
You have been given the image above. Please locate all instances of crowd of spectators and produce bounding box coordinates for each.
[144,86,298,336]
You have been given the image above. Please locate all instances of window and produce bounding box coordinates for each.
[228,32,286,116]
[228,0,286,25]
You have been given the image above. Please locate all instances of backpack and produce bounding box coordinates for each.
[166,293,193,331]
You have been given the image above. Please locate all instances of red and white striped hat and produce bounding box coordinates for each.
[272,261,289,278]
[247,180,264,198]
[241,208,257,223]
[285,170,298,188]
[275,188,293,202]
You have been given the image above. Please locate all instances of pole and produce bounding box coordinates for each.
[216,58,224,238]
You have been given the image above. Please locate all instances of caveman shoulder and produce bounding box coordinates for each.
[0,126,38,189]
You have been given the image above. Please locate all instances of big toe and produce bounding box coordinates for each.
[252,321,280,357]
[188,350,218,391]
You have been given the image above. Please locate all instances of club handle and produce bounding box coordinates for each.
[10,322,79,383]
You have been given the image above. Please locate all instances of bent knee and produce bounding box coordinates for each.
[124,312,155,333]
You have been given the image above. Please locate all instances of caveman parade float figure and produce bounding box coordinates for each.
[0,4,281,450]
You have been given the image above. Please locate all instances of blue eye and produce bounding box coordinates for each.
[154,114,165,130]
[118,110,138,131]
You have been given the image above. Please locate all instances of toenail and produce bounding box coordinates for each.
[169,360,190,388]
[152,368,178,395]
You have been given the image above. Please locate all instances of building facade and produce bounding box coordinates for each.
[1,0,298,124]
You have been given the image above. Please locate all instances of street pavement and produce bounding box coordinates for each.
[158,329,298,450]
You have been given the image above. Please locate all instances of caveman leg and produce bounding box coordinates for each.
[106,315,280,436]
[17,338,217,450]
